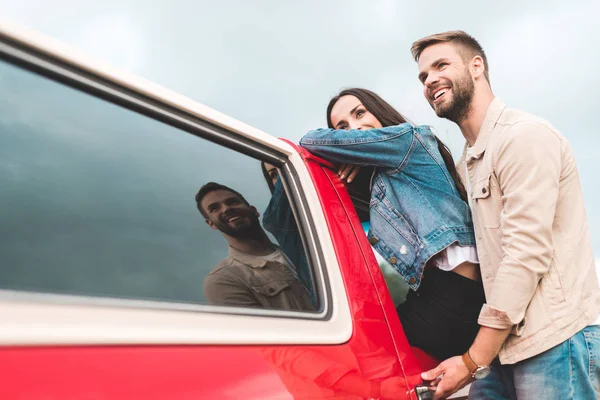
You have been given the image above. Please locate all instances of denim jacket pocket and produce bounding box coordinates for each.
[380,197,419,247]
[472,174,501,229]
[370,199,419,273]
[370,175,386,206]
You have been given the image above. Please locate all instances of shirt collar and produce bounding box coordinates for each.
[467,97,506,162]
[227,245,271,268]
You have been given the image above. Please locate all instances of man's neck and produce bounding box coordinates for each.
[227,232,275,256]
[457,90,495,147]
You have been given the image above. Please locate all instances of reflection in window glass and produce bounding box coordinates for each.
[0,60,315,312]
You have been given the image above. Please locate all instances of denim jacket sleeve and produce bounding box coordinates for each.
[263,178,315,305]
[263,177,300,237]
[299,123,416,170]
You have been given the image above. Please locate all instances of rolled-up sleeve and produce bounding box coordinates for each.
[478,121,562,330]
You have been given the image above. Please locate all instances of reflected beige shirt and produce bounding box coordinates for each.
[204,246,315,312]
[457,98,600,364]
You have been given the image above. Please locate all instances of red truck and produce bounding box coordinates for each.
[0,21,467,399]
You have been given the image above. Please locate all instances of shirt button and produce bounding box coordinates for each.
[269,287,275,293]
[389,256,397,264]
[408,277,416,285]
[370,237,379,245]
[482,188,487,194]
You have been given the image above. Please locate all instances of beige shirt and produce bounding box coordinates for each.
[204,246,315,312]
[457,98,600,364]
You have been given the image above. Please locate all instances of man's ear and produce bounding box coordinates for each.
[251,206,259,217]
[471,56,485,80]
[205,218,219,231]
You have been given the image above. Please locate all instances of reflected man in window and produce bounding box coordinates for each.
[196,182,314,311]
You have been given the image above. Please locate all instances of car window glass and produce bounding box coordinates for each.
[0,59,316,313]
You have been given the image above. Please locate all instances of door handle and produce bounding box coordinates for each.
[414,384,435,400]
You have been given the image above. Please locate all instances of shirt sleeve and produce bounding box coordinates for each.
[299,124,416,170]
[478,121,562,330]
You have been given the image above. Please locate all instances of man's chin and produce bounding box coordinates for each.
[433,102,455,119]
[433,107,447,118]
[222,224,262,239]
[430,102,446,117]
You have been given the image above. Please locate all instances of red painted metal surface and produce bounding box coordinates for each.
[0,144,437,399]
[293,141,439,374]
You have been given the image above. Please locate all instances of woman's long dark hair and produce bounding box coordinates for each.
[326,88,468,203]
[261,162,276,194]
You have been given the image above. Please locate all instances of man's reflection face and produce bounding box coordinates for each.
[201,189,261,238]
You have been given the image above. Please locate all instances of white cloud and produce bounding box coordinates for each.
[74,15,146,72]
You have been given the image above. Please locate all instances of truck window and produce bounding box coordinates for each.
[0,58,318,314]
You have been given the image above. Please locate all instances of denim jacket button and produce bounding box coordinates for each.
[400,245,408,255]
[370,237,379,245]
[408,277,416,285]
[389,256,397,264]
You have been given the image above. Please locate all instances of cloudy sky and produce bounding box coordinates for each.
[1,0,598,298]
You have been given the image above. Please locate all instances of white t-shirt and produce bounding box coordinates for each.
[434,242,479,271]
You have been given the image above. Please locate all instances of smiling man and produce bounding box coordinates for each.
[412,31,600,399]
[196,182,313,311]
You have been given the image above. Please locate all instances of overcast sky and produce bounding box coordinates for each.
[1,0,599,264]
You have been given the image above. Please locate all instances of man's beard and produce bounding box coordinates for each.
[432,71,475,123]
[214,212,262,239]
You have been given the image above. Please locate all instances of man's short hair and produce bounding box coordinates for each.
[195,182,250,219]
[411,30,490,83]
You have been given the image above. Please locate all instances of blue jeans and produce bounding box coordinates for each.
[470,325,600,399]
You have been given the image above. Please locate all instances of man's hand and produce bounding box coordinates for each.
[337,163,360,183]
[421,356,473,400]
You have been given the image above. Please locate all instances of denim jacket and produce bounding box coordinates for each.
[262,179,315,304]
[300,123,475,290]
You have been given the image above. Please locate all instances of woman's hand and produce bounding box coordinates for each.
[337,164,361,183]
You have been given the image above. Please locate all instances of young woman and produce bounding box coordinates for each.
[299,88,484,360]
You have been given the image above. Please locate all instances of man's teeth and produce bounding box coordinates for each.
[434,89,447,100]
[228,216,241,222]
